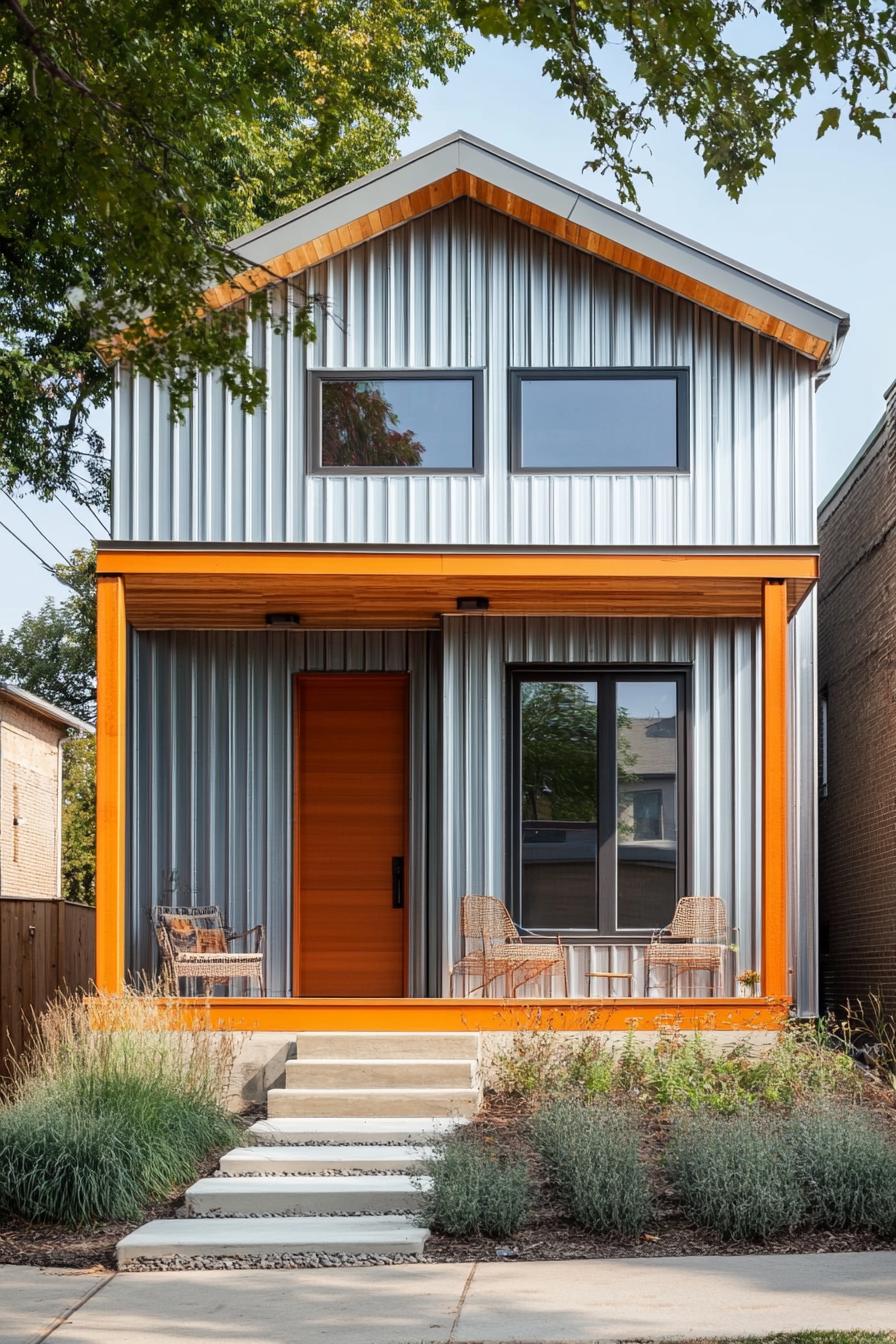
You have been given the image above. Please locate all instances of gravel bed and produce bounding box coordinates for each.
[186,1208,421,1219]
[247,1138,424,1148]
[122,1251,425,1271]
[218,1168,416,1177]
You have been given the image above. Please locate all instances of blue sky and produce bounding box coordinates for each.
[1,33,894,630]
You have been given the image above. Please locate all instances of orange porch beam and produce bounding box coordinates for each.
[159,996,790,1033]
[95,575,127,991]
[97,548,818,583]
[96,547,818,629]
[761,579,789,999]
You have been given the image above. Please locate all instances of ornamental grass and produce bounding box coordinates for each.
[0,986,240,1226]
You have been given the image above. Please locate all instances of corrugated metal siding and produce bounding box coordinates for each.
[789,596,818,1014]
[440,616,762,997]
[127,614,816,1011]
[127,630,436,996]
[112,199,816,548]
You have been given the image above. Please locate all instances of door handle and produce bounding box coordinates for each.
[392,856,405,909]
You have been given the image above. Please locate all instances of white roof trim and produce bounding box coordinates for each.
[0,681,95,734]
[228,130,849,362]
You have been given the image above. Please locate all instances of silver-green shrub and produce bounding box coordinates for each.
[530,1098,651,1236]
[420,1132,530,1238]
[788,1103,896,1236]
[667,1101,896,1240]
[666,1110,804,1240]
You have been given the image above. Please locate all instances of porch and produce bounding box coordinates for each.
[94,545,814,1031]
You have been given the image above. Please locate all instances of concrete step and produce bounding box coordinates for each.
[185,1175,429,1216]
[117,1215,428,1266]
[284,1058,476,1089]
[219,1145,434,1174]
[295,1031,479,1060]
[248,1116,467,1144]
[266,1087,479,1119]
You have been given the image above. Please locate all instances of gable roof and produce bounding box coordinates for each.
[210,131,848,372]
[0,681,95,735]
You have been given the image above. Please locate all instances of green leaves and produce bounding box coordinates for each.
[452,2,895,205]
[2,0,893,506]
[0,0,470,502]
[818,106,842,136]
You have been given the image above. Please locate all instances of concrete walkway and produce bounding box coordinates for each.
[2,1252,896,1344]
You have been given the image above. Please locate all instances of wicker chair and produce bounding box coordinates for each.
[643,896,729,996]
[151,905,266,997]
[451,894,569,998]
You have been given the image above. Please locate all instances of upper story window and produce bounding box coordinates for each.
[309,369,483,474]
[510,368,689,473]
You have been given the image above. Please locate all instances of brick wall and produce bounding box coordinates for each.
[0,697,65,901]
[818,389,896,1016]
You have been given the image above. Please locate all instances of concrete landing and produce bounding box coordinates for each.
[115,1215,428,1265]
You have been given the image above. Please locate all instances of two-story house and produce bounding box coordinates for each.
[94,132,848,1033]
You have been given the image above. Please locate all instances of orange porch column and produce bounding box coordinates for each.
[95,574,127,991]
[761,578,789,998]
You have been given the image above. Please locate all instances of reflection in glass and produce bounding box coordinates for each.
[320,378,474,468]
[520,680,598,929]
[616,680,678,929]
[519,376,680,470]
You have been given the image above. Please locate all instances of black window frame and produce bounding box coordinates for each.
[307,368,485,476]
[507,665,690,941]
[508,367,690,475]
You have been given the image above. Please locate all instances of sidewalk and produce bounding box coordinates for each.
[3,1252,895,1344]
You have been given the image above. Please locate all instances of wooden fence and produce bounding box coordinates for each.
[0,899,95,1072]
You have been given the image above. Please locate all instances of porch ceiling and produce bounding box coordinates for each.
[96,547,818,630]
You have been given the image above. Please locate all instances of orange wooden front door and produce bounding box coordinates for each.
[293,674,408,997]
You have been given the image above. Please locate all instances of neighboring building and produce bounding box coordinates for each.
[818,386,896,1016]
[94,132,848,1031]
[0,682,94,901]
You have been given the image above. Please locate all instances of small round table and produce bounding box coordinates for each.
[586,970,635,996]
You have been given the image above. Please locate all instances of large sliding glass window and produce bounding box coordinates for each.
[512,669,685,936]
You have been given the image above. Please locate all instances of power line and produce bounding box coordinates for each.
[0,488,68,564]
[80,497,111,537]
[0,515,57,576]
[54,492,99,541]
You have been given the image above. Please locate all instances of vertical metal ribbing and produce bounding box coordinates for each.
[127,630,431,996]
[439,615,760,995]
[113,198,816,551]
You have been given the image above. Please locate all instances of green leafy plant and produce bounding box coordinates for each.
[0,986,240,1225]
[489,1031,614,1100]
[531,1098,651,1236]
[420,1130,531,1237]
[490,1023,857,1112]
[62,734,95,905]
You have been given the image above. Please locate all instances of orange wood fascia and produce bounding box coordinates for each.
[761,579,789,999]
[95,576,127,992]
[97,549,819,583]
[195,170,827,363]
[145,996,791,1033]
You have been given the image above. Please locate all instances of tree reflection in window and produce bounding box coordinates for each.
[521,681,597,822]
[321,381,424,467]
